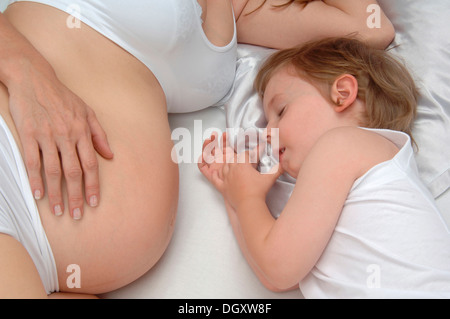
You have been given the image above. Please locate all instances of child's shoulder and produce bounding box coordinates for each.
[321,126,399,147]
[313,126,400,178]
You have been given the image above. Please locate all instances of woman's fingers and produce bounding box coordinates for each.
[40,141,64,217]
[86,108,113,160]
[77,135,100,209]
[6,54,112,219]
[41,119,97,220]
[59,141,84,220]
[22,138,44,202]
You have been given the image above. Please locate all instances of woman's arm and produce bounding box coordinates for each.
[0,12,113,219]
[233,0,395,49]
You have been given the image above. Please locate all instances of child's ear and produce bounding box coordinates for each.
[330,74,359,112]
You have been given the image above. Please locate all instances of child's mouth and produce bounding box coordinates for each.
[279,148,286,160]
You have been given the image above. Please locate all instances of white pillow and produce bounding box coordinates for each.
[378,0,450,198]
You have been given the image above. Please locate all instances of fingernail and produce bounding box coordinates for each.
[54,205,63,216]
[34,190,42,200]
[73,208,81,220]
[89,195,98,207]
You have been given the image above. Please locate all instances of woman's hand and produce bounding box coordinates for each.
[7,60,114,220]
[0,12,113,220]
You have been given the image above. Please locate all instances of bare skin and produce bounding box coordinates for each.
[0,0,393,297]
[0,0,233,295]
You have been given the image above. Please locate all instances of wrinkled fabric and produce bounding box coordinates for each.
[378,0,450,198]
[220,44,294,218]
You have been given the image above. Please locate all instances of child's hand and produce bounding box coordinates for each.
[198,132,234,194]
[198,132,283,208]
[220,145,283,209]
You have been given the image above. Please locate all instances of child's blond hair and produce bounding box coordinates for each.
[255,37,419,140]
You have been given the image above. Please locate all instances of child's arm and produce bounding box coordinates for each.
[222,200,296,292]
[204,128,397,290]
[233,0,395,49]
[198,135,290,291]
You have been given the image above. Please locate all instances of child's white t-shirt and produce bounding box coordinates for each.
[300,128,450,298]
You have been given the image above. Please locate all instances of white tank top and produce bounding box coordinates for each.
[300,128,450,298]
[7,0,237,113]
